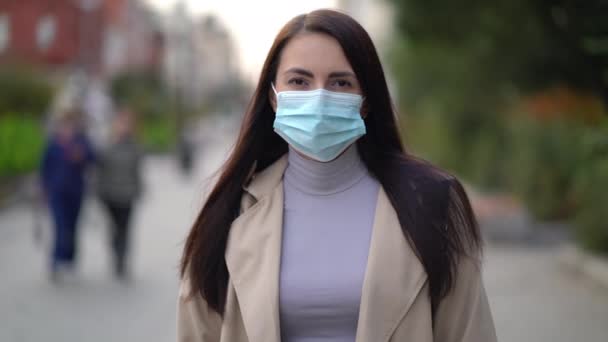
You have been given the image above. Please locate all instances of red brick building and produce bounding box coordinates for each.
[0,0,102,69]
[0,0,163,75]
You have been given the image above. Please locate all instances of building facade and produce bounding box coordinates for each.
[0,0,163,77]
[0,0,102,70]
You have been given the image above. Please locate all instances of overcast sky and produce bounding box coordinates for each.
[145,0,338,81]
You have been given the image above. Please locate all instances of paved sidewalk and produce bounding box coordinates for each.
[472,190,608,341]
[485,244,608,342]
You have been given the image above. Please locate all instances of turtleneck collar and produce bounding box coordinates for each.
[284,144,368,196]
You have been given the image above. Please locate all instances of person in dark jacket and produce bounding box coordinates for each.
[40,109,95,282]
[96,109,144,279]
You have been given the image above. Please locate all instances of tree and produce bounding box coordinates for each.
[389,0,608,188]
[390,0,608,111]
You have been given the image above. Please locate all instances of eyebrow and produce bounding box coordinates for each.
[284,68,314,78]
[328,71,356,78]
[283,68,356,78]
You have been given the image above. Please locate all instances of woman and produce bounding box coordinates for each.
[178,9,496,342]
[96,109,143,279]
[41,109,95,282]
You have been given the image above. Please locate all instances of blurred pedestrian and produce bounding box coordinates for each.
[177,9,496,342]
[40,108,95,282]
[177,125,197,177]
[96,108,144,280]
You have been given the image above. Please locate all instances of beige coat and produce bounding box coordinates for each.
[177,156,497,342]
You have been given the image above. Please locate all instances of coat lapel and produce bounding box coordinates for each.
[224,156,287,342]
[356,187,428,342]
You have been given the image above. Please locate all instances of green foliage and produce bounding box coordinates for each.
[405,105,608,251]
[572,123,608,253]
[139,117,176,153]
[467,123,511,190]
[110,70,172,119]
[388,0,540,189]
[0,115,45,180]
[111,70,178,151]
[390,0,608,252]
[390,0,608,100]
[401,99,511,190]
[0,68,54,117]
[507,119,585,220]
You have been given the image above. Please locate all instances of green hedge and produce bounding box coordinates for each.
[503,116,608,253]
[402,106,608,253]
[0,68,52,181]
[572,123,608,252]
[139,117,176,153]
[0,68,54,117]
[402,107,510,191]
[110,70,178,152]
[506,119,585,220]
[0,113,175,182]
[110,70,172,120]
[0,115,45,180]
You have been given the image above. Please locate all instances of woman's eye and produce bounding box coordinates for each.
[287,78,307,86]
[333,79,352,87]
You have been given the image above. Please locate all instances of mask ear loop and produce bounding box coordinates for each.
[271,83,280,113]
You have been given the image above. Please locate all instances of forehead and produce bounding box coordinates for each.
[277,32,354,74]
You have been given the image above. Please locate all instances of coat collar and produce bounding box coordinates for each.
[225,156,427,342]
[242,155,288,200]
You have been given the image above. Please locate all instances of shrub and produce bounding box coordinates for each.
[401,105,510,190]
[572,122,608,253]
[138,117,176,153]
[0,68,54,118]
[110,70,172,120]
[506,118,584,220]
[0,115,45,179]
[110,70,178,151]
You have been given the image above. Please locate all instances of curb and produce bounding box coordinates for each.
[558,243,608,289]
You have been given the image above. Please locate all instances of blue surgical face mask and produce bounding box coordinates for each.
[272,84,366,162]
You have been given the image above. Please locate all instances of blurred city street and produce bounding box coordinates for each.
[0,115,607,342]
[0,115,236,342]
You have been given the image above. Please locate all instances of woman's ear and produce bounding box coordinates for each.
[269,85,277,112]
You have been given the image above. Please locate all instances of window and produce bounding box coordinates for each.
[37,15,56,51]
[78,0,102,12]
[0,14,9,53]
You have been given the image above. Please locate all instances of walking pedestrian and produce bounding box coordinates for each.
[40,108,95,282]
[96,109,144,279]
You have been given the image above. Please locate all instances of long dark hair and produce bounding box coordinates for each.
[181,9,481,316]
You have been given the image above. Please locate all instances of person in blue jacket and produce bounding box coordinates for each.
[40,109,95,282]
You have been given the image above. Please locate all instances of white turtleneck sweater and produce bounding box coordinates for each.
[279,145,381,342]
